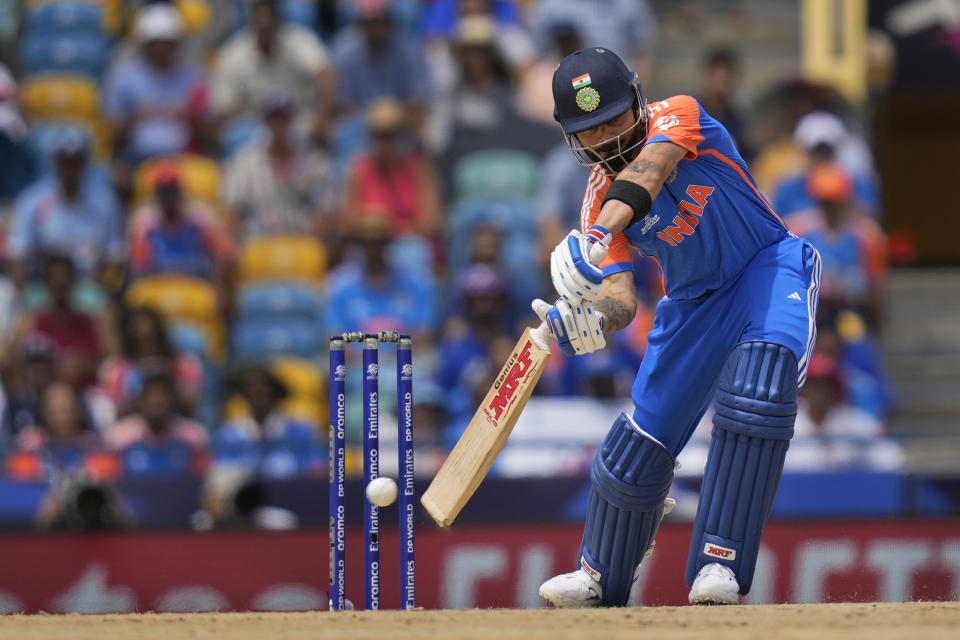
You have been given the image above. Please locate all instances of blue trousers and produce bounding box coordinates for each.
[632,235,820,456]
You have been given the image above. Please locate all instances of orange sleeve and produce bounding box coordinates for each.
[581,169,634,274]
[645,95,705,160]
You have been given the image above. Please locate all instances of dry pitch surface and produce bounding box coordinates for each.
[1,602,957,640]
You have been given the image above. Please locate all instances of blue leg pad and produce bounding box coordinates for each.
[685,341,798,594]
[580,413,675,606]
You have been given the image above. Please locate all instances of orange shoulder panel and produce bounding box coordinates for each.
[645,95,704,160]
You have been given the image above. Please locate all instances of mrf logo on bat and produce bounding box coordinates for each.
[484,340,535,426]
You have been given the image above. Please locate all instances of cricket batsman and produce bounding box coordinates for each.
[532,48,821,606]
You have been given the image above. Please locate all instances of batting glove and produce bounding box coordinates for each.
[550,226,611,304]
[532,298,606,357]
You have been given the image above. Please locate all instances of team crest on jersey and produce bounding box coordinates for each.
[576,87,600,112]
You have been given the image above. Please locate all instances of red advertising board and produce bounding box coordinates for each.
[0,520,959,613]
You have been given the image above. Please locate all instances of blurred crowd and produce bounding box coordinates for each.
[0,0,899,529]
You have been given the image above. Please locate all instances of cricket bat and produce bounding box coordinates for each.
[421,324,552,527]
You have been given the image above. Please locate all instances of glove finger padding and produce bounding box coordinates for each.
[533,299,606,356]
[550,231,604,303]
[550,248,581,302]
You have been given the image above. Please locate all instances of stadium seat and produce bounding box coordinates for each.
[330,114,368,173]
[167,321,213,360]
[20,32,108,78]
[125,275,225,360]
[20,75,100,122]
[133,154,222,206]
[237,282,320,321]
[28,119,112,168]
[220,116,263,157]
[237,236,327,285]
[177,0,213,33]
[126,275,218,327]
[270,357,323,399]
[231,317,321,361]
[453,149,540,203]
[24,2,104,37]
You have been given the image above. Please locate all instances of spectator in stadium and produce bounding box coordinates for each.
[212,0,335,143]
[213,366,324,479]
[424,0,536,98]
[788,352,903,471]
[426,15,517,153]
[11,254,105,388]
[771,110,880,219]
[436,264,517,416]
[519,20,583,125]
[0,64,37,205]
[0,334,57,436]
[6,129,124,288]
[104,3,211,167]
[345,98,440,240]
[531,0,657,84]
[330,0,429,130]
[790,163,886,327]
[324,216,437,340]
[15,382,99,456]
[423,0,525,40]
[222,90,339,241]
[128,162,234,283]
[98,306,205,418]
[103,369,208,451]
[696,47,752,162]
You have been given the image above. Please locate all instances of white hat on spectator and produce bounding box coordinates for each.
[794,111,848,152]
[136,3,184,42]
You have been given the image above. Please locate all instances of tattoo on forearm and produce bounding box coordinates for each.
[595,296,634,332]
[623,159,659,174]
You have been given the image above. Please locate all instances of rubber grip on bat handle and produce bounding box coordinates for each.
[530,322,552,352]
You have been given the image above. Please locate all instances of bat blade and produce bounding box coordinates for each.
[421,326,551,527]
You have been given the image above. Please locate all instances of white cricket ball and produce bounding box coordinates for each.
[366,477,398,507]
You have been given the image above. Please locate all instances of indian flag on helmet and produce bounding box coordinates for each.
[571,73,592,89]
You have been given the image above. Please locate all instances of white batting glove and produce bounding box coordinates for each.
[550,226,611,304]
[532,298,606,357]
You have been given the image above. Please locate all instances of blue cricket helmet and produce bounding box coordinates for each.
[552,47,647,175]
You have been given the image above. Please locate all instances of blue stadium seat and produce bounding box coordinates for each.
[280,0,316,27]
[220,117,263,157]
[168,322,213,360]
[331,114,367,173]
[237,282,319,321]
[231,317,321,361]
[453,149,540,203]
[20,32,108,78]
[25,2,104,37]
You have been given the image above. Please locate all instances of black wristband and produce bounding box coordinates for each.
[602,180,653,228]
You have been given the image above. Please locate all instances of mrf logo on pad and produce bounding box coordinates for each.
[484,340,535,425]
[580,557,602,582]
[704,543,736,560]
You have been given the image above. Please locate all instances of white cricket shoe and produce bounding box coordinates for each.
[539,570,602,608]
[688,563,740,605]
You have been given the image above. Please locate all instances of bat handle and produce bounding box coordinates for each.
[530,322,552,352]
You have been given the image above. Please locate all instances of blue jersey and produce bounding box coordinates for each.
[583,95,789,300]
